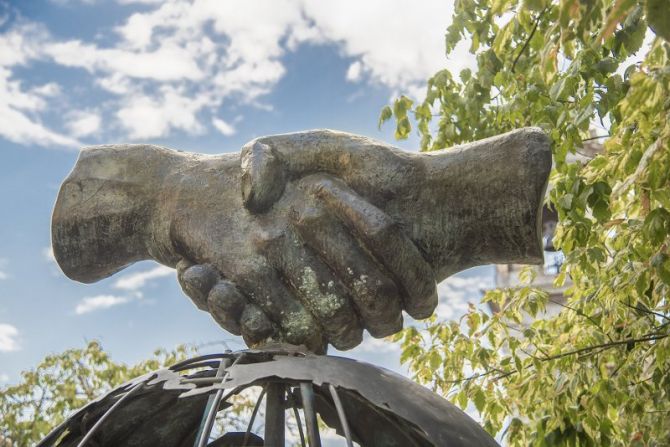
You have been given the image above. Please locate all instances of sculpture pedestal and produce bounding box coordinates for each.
[38,345,500,447]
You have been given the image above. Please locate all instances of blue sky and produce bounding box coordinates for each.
[0,0,492,384]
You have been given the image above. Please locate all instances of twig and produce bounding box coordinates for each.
[582,134,610,142]
[623,300,670,322]
[444,333,668,385]
[512,8,548,72]
[612,136,664,198]
[549,298,613,342]
[535,334,667,362]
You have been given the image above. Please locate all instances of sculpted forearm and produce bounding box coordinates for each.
[407,127,551,280]
[52,144,189,282]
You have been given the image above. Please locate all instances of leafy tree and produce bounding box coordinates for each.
[383,0,670,445]
[0,341,195,446]
[0,342,288,447]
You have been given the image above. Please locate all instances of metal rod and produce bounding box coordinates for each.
[76,381,144,447]
[180,377,230,385]
[243,387,266,446]
[264,382,286,447]
[169,353,232,371]
[299,382,321,447]
[194,358,229,447]
[194,354,244,447]
[290,394,307,447]
[328,384,353,447]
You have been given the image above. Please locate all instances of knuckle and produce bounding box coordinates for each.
[367,314,404,338]
[366,216,394,240]
[291,205,326,229]
[208,280,245,314]
[330,325,363,351]
[176,259,193,275]
[180,264,218,290]
[240,305,274,342]
[178,264,219,311]
[406,283,438,319]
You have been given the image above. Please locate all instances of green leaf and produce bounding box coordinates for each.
[643,208,670,245]
[558,193,574,210]
[594,57,618,75]
[378,105,393,129]
[647,0,670,42]
[473,387,487,413]
[392,96,414,140]
[599,0,636,41]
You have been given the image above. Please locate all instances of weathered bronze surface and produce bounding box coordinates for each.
[38,346,501,447]
[52,128,551,352]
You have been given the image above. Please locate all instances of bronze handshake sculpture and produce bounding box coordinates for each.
[52,128,551,353]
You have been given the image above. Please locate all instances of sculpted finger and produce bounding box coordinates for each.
[303,174,438,319]
[176,260,218,311]
[291,203,403,338]
[207,280,246,336]
[256,229,363,350]
[240,141,286,213]
[241,130,415,213]
[235,264,326,353]
[240,304,276,346]
[179,262,280,342]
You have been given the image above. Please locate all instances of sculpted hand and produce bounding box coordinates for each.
[51,144,436,352]
[239,128,552,283]
[170,128,551,351]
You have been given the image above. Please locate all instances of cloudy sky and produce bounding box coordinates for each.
[0,0,492,384]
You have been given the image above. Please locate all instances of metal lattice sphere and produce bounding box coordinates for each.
[38,345,499,447]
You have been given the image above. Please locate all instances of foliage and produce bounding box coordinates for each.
[0,341,195,446]
[383,0,670,445]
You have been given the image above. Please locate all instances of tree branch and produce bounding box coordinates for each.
[443,333,668,385]
[549,298,613,341]
[535,334,667,363]
[612,135,665,198]
[623,300,670,322]
[511,8,547,72]
[582,134,610,142]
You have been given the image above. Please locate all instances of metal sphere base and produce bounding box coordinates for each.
[38,344,499,447]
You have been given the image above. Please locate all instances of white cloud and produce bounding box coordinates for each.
[74,266,171,315]
[113,265,173,291]
[0,21,80,148]
[434,274,491,320]
[50,0,98,5]
[116,0,163,4]
[0,104,80,148]
[0,373,9,383]
[0,21,45,67]
[437,275,491,301]
[352,334,400,354]
[0,258,8,280]
[300,0,468,94]
[75,294,130,315]
[66,110,101,138]
[46,40,204,81]
[116,89,207,139]
[212,117,236,136]
[0,0,474,145]
[346,61,363,82]
[32,82,61,97]
[42,247,56,263]
[0,324,20,352]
